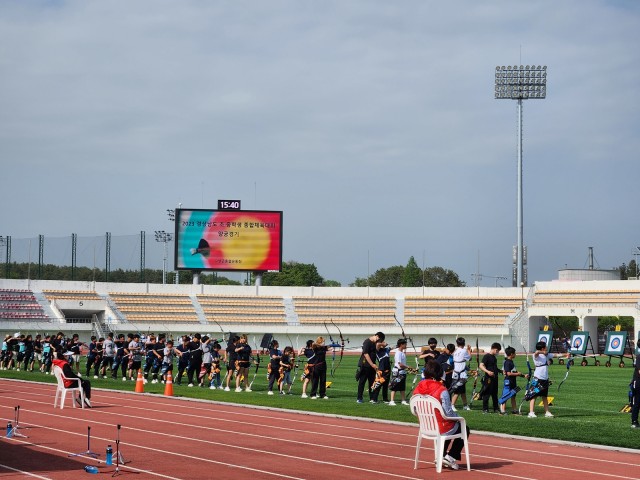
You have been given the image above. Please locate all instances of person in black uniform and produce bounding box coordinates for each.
[175,336,191,385]
[437,343,455,389]
[420,337,441,366]
[309,337,329,400]
[186,333,203,387]
[357,332,385,403]
[150,334,166,383]
[371,340,391,403]
[143,334,157,381]
[267,340,282,395]
[23,335,35,372]
[224,336,238,391]
[234,334,252,392]
[479,342,502,414]
[85,336,99,377]
[111,334,129,380]
[631,338,640,429]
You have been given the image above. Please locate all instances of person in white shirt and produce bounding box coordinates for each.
[527,341,554,418]
[450,337,472,411]
[389,339,412,406]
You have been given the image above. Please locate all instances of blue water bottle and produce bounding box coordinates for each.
[83,466,99,474]
[106,445,113,465]
[6,422,13,438]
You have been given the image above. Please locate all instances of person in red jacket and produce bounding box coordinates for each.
[413,359,470,471]
[52,351,92,407]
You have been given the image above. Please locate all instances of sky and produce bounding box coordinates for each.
[1,1,639,286]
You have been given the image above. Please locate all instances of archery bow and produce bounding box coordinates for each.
[469,338,481,406]
[330,320,346,376]
[557,356,572,391]
[518,346,534,414]
[285,331,298,392]
[211,319,227,345]
[248,336,261,388]
[323,321,343,377]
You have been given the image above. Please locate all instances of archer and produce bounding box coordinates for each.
[450,337,472,411]
[356,332,386,403]
[526,341,554,418]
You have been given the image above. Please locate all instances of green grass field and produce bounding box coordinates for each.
[2,354,637,450]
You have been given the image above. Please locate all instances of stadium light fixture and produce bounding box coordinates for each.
[154,230,173,285]
[495,64,547,287]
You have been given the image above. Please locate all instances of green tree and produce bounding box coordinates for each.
[353,265,405,287]
[402,256,422,287]
[352,263,465,287]
[423,266,466,287]
[618,259,638,280]
[261,261,324,286]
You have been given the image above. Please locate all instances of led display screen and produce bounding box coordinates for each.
[174,209,282,272]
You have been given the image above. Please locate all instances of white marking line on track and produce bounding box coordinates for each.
[0,405,616,480]
[77,391,640,471]
[3,390,636,478]
[7,421,309,480]
[73,386,640,466]
[2,437,180,480]
[4,403,423,480]
[0,462,52,480]
[3,384,639,480]
[96,388,418,438]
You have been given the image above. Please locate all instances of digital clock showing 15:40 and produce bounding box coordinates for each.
[217,199,241,210]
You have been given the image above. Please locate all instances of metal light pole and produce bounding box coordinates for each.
[166,208,179,284]
[154,230,173,285]
[495,64,547,287]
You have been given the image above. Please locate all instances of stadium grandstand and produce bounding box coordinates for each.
[1,279,638,352]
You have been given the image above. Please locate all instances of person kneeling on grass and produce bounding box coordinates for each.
[52,350,92,408]
[413,359,471,471]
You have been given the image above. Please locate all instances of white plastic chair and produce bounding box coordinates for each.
[53,366,85,409]
[410,394,470,473]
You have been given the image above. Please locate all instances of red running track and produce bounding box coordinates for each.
[0,379,638,479]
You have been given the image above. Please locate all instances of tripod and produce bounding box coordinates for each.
[69,426,100,459]
[11,406,28,438]
[112,424,132,477]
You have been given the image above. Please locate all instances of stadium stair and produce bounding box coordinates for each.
[190,295,209,325]
[283,297,300,326]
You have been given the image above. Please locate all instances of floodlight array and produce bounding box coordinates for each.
[495,65,547,99]
[154,230,173,242]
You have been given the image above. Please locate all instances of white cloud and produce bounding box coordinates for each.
[1,1,639,285]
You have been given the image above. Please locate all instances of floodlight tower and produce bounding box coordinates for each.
[167,208,178,284]
[495,64,547,287]
[154,230,173,285]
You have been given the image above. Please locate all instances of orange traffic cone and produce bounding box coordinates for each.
[135,369,144,393]
[164,372,174,397]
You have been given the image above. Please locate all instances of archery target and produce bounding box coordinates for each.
[569,332,588,355]
[537,332,552,349]
[604,331,627,355]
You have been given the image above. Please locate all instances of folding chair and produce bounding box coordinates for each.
[53,366,85,409]
[410,394,470,472]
